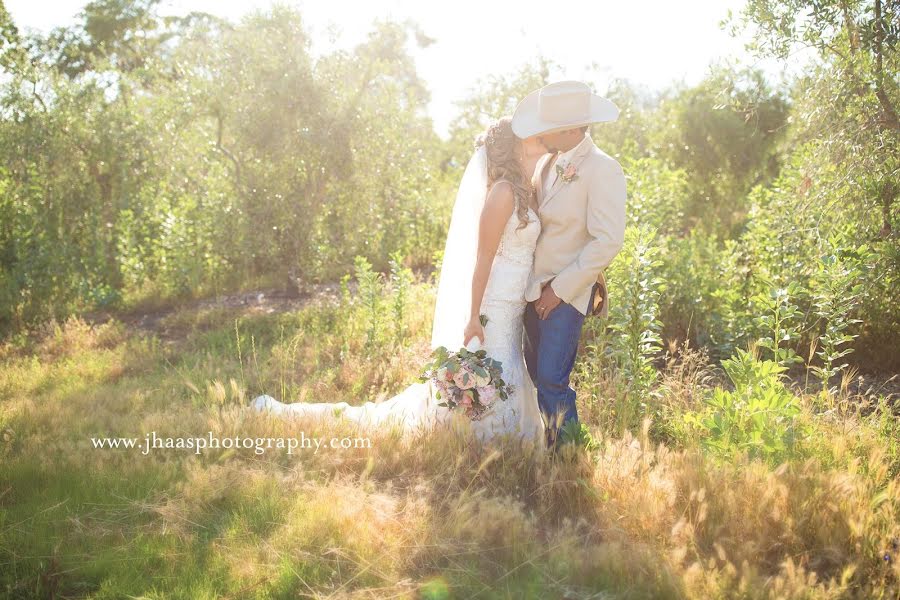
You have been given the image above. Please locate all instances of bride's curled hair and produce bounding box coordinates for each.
[475,117,534,230]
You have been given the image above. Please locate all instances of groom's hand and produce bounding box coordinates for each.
[535,283,562,320]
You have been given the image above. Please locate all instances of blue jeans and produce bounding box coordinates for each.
[524,298,586,448]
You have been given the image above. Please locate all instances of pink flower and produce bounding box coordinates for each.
[555,162,579,183]
[459,390,475,406]
[478,386,497,406]
[453,365,477,390]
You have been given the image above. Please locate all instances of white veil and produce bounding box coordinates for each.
[430,144,488,350]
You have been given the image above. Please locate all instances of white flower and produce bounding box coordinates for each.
[473,370,491,388]
[436,366,453,382]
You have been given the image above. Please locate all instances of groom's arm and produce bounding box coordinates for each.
[549,156,626,307]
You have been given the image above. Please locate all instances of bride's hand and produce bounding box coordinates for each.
[463,317,485,347]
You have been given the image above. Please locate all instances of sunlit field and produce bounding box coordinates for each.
[1,277,897,598]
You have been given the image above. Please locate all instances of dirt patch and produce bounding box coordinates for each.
[83,284,345,341]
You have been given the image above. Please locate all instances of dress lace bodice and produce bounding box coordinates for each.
[474,205,542,438]
[494,207,541,266]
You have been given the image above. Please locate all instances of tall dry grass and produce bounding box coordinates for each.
[0,291,897,598]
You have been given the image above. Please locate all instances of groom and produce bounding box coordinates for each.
[512,81,627,449]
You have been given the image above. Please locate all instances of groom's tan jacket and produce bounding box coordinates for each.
[526,134,627,316]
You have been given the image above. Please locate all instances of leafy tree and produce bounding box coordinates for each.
[733,0,900,368]
[652,65,789,235]
[0,0,26,71]
[0,3,445,330]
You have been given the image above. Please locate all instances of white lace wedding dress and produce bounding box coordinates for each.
[251,205,545,443]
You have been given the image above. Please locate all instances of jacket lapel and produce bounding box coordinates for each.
[540,157,564,208]
[540,138,594,208]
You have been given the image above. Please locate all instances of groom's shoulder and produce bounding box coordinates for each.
[585,142,624,177]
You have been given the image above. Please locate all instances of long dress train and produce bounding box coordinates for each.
[252,176,544,443]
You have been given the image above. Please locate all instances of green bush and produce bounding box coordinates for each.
[686,347,804,463]
[605,224,664,430]
[809,241,868,394]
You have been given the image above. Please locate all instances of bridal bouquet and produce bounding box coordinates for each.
[420,344,512,421]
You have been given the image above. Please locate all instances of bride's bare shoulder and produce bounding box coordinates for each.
[487,180,516,205]
[480,181,516,223]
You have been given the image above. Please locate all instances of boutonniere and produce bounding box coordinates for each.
[556,163,579,183]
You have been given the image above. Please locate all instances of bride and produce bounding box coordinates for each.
[251,117,547,443]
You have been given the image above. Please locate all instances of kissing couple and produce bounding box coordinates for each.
[253,80,627,450]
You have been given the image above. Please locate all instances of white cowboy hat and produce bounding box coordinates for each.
[511,80,619,139]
